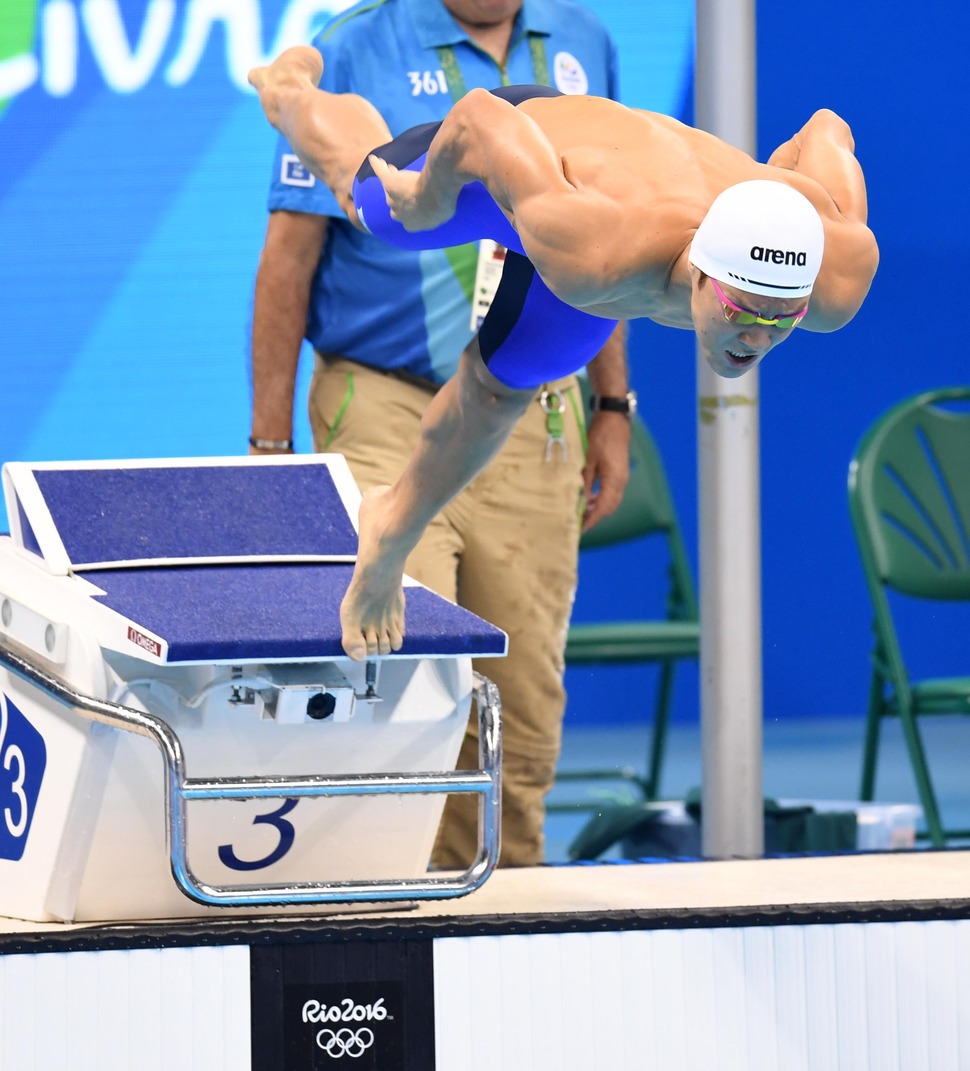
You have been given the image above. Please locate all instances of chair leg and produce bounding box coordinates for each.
[645,661,675,800]
[859,670,885,801]
[897,700,947,847]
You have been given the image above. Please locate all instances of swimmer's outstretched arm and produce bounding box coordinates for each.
[768,109,869,223]
[373,88,630,303]
[249,46,392,224]
[369,87,574,232]
[768,109,879,331]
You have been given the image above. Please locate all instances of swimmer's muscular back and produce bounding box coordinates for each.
[488,95,876,330]
[504,96,727,316]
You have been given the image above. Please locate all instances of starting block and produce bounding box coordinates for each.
[0,456,507,922]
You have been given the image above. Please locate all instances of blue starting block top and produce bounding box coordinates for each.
[79,563,505,663]
[1,458,507,664]
[11,460,359,568]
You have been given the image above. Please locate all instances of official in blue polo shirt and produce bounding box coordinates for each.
[249,0,633,869]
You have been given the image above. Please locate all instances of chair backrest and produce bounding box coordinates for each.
[577,381,698,620]
[848,386,970,601]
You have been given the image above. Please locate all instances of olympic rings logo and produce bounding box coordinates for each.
[316,1027,375,1059]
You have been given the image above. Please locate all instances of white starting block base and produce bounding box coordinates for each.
[0,457,508,922]
[9,658,470,923]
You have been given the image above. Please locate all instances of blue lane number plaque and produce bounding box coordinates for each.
[0,693,47,861]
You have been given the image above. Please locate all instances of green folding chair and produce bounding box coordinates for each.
[847,385,970,846]
[553,384,699,810]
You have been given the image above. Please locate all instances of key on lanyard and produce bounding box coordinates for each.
[540,389,567,462]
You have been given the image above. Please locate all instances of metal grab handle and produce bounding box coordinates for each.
[0,639,502,907]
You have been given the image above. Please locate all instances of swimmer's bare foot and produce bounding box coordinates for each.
[340,486,408,661]
[248,46,323,129]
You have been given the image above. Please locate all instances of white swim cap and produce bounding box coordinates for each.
[690,179,824,299]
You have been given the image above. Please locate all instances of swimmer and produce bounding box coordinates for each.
[249,46,879,660]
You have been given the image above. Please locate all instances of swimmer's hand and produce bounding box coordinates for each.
[368,155,457,232]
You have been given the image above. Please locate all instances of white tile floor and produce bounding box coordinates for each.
[547,714,970,863]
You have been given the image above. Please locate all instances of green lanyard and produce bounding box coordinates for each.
[435,32,550,102]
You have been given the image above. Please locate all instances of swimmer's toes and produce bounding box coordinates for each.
[362,627,384,659]
[341,625,368,662]
[344,641,367,662]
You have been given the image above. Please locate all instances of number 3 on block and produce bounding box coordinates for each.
[0,693,47,862]
[218,798,298,871]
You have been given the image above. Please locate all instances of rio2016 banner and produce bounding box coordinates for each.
[0,0,693,533]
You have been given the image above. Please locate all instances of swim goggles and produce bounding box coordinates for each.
[710,277,808,329]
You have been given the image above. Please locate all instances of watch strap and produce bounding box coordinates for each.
[590,391,637,416]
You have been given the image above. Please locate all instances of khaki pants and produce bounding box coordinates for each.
[309,356,586,867]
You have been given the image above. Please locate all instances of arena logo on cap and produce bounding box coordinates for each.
[750,245,809,266]
[553,51,588,95]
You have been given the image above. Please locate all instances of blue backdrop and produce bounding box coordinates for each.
[2,1,964,726]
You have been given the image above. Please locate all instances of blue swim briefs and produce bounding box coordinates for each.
[352,86,618,389]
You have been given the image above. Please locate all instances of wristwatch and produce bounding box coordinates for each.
[590,390,638,416]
